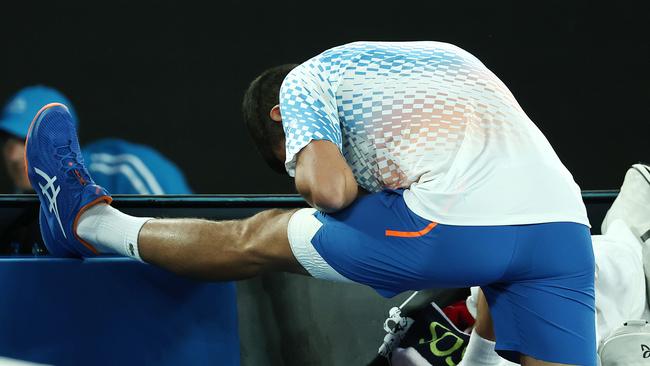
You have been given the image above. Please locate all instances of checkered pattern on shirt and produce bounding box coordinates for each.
[280,41,529,192]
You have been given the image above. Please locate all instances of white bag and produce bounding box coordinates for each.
[599,320,650,365]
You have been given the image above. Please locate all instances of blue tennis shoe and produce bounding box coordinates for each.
[25,103,112,257]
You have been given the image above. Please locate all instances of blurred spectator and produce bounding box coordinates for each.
[0,85,192,254]
[82,138,191,195]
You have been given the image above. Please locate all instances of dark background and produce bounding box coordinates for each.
[1,0,648,194]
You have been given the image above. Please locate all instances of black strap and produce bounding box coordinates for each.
[641,229,650,243]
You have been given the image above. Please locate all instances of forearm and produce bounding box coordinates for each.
[294,140,360,213]
[302,173,358,213]
[138,209,303,281]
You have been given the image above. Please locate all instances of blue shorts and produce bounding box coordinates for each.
[286,189,596,364]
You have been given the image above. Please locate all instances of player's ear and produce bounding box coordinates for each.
[270,105,282,123]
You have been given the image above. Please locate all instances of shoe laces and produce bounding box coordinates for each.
[54,140,89,186]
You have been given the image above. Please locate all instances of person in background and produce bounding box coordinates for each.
[0,85,191,254]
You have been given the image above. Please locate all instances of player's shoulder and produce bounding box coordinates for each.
[282,41,481,90]
[282,42,381,89]
[325,40,467,54]
[296,41,474,68]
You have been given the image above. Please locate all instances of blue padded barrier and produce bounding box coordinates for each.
[0,257,239,366]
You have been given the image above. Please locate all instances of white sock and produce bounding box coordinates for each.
[458,329,506,366]
[76,204,152,261]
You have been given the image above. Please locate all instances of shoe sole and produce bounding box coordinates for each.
[24,103,111,256]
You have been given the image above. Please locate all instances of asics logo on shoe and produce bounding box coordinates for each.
[642,344,650,358]
[34,167,67,239]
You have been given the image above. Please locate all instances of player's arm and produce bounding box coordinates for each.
[294,140,358,213]
[280,56,360,212]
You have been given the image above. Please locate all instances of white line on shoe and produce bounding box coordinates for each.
[34,167,67,239]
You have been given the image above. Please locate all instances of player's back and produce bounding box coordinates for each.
[280,41,588,226]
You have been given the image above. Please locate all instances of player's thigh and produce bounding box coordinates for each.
[482,223,596,365]
[520,355,572,366]
[287,189,518,297]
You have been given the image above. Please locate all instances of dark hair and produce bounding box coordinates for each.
[242,64,298,174]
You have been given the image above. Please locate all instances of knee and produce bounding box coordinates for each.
[238,240,267,277]
[238,209,289,275]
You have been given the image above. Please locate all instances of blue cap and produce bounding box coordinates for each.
[0,85,78,139]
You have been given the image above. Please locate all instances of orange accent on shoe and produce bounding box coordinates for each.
[23,102,67,182]
[74,169,87,185]
[385,222,438,238]
[73,195,113,255]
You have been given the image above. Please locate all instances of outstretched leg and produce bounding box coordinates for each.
[78,204,307,280]
[140,209,307,280]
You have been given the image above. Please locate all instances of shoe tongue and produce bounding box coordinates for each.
[53,136,69,146]
[52,137,75,157]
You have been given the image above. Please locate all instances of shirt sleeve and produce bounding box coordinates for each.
[279,56,343,177]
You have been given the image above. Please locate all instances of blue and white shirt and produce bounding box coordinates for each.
[280,41,588,226]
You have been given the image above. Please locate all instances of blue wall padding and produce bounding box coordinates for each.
[0,257,239,366]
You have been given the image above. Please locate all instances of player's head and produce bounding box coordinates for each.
[0,85,78,192]
[242,64,297,174]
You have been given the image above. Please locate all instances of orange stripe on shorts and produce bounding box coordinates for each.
[385,222,438,238]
